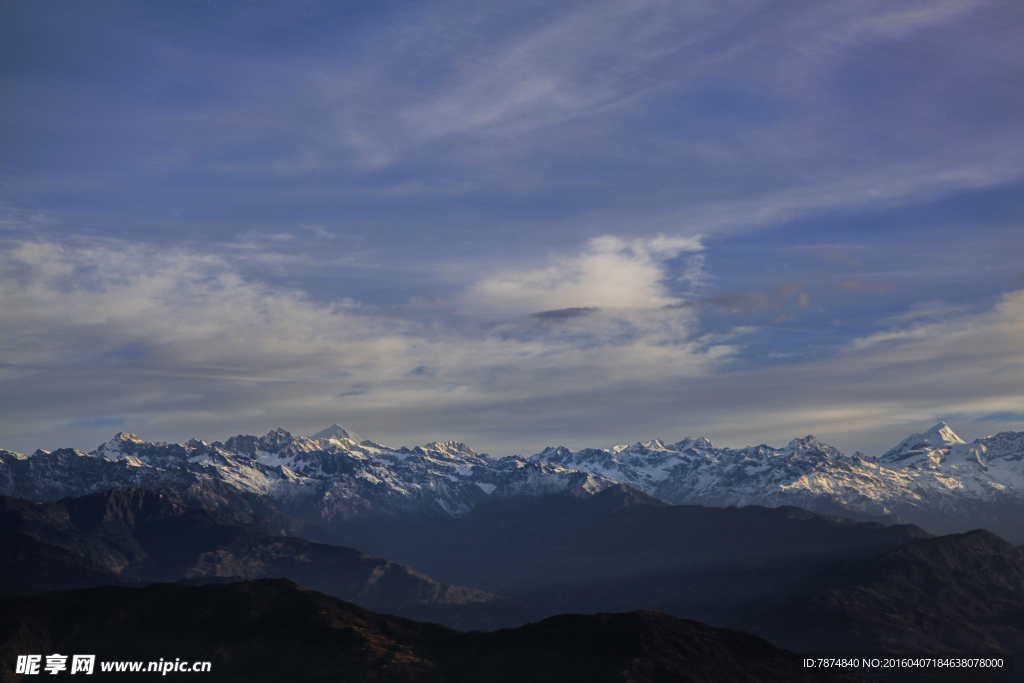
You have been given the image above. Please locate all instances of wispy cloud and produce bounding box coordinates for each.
[707,282,807,315]
[1,0,1021,455]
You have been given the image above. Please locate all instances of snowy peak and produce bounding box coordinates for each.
[0,449,28,461]
[972,431,1024,463]
[11,421,1024,537]
[529,446,572,462]
[219,428,321,457]
[113,432,145,443]
[260,428,294,451]
[923,422,966,445]
[634,439,671,452]
[784,435,843,458]
[674,437,715,451]
[879,422,966,464]
[2,428,628,522]
[94,433,147,460]
[424,441,477,458]
[310,424,361,443]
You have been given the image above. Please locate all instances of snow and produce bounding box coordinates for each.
[6,423,1024,529]
[518,425,1024,523]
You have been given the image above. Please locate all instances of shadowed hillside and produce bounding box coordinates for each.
[0,579,868,683]
[0,489,524,630]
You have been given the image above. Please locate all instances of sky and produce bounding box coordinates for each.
[1,0,1023,458]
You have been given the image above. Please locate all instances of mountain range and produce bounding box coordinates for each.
[5,483,1024,679]
[9,482,1024,666]
[4,461,1024,678]
[4,422,1024,540]
[344,484,932,627]
[534,422,1024,540]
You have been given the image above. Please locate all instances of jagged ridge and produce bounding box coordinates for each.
[4,422,1024,540]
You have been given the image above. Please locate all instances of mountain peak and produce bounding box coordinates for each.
[676,436,716,451]
[878,422,966,464]
[529,446,571,462]
[785,435,841,456]
[425,441,477,458]
[923,422,964,444]
[112,432,144,443]
[92,433,146,460]
[310,424,361,443]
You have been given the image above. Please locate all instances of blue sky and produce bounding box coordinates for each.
[1,0,1022,457]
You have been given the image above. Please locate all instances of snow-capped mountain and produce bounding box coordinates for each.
[4,422,1024,540]
[309,423,361,445]
[877,422,966,464]
[0,427,615,525]
[529,423,1024,539]
[0,446,196,501]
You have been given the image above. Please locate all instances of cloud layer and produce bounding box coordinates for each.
[2,234,1023,458]
[1,0,1022,455]
[0,235,728,451]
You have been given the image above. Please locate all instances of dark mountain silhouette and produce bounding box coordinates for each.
[730,529,1024,657]
[0,533,130,596]
[332,483,931,623]
[0,489,523,630]
[0,579,868,683]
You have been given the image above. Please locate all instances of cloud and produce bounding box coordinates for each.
[2,234,1023,459]
[396,2,710,144]
[851,293,1024,358]
[1,1,1022,460]
[530,307,599,321]
[873,300,966,326]
[552,287,1024,455]
[709,291,775,315]
[976,412,1024,424]
[707,282,807,315]
[6,0,1021,266]
[0,235,726,452]
[467,235,703,317]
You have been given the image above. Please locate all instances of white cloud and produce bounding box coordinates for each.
[2,235,1023,457]
[0,235,725,451]
[467,234,702,316]
[667,289,1024,454]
